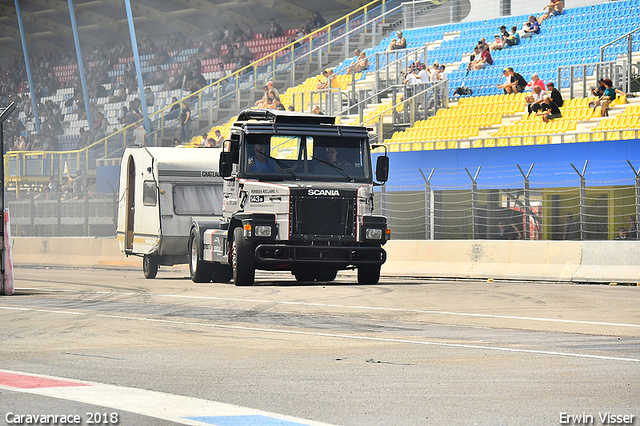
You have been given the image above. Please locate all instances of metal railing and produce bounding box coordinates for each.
[600,26,640,93]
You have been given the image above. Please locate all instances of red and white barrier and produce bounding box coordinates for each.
[1,209,14,295]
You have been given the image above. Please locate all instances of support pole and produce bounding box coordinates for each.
[419,168,435,240]
[571,161,588,240]
[14,0,41,134]
[123,0,151,134]
[517,164,534,240]
[627,160,640,229]
[67,0,93,133]
[465,166,481,239]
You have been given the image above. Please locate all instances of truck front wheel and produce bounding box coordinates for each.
[143,254,159,279]
[189,228,213,283]
[357,264,381,285]
[232,227,255,286]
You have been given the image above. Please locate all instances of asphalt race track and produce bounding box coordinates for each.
[1,267,639,426]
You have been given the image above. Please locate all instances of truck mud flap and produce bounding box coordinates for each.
[255,244,386,265]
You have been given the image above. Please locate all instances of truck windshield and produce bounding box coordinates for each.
[244,134,371,182]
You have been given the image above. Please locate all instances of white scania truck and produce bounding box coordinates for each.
[189,109,390,286]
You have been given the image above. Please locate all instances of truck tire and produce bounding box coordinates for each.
[357,264,381,285]
[143,254,159,279]
[232,227,255,286]
[212,264,233,283]
[189,228,213,283]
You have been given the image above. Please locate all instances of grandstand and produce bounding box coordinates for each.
[4,0,640,239]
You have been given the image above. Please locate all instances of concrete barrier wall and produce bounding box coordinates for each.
[9,237,640,283]
[382,240,583,282]
[573,241,640,283]
[11,237,141,269]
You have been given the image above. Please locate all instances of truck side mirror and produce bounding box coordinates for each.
[375,156,389,183]
[219,152,233,177]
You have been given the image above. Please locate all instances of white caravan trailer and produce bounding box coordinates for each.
[116,146,224,278]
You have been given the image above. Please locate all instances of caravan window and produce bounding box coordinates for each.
[173,185,223,215]
[143,181,157,206]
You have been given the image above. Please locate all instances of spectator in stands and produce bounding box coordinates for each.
[109,84,127,103]
[267,18,284,39]
[538,0,564,24]
[243,24,254,42]
[388,38,397,51]
[545,82,563,107]
[438,65,448,81]
[346,49,361,74]
[429,62,440,81]
[491,26,510,51]
[316,69,331,90]
[77,127,94,149]
[149,66,167,86]
[312,105,323,115]
[536,95,562,123]
[180,100,192,143]
[508,26,520,46]
[503,68,528,93]
[144,87,155,107]
[255,85,269,108]
[173,137,182,147]
[590,78,625,117]
[591,79,606,97]
[301,12,325,33]
[265,81,278,99]
[287,105,295,111]
[214,129,224,147]
[92,112,109,140]
[467,46,481,72]
[628,216,638,239]
[528,74,545,92]
[48,176,57,193]
[564,213,578,240]
[525,85,547,113]
[471,44,492,70]
[133,121,147,146]
[163,68,183,91]
[348,51,369,75]
[417,64,429,83]
[522,16,540,39]
[273,98,286,111]
[394,31,407,50]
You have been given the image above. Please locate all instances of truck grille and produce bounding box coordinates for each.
[291,197,355,238]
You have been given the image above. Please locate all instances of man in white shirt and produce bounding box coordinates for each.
[417,64,429,83]
[133,122,147,146]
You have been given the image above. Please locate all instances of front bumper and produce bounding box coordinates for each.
[255,243,386,266]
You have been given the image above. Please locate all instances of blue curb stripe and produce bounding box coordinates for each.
[186,415,314,426]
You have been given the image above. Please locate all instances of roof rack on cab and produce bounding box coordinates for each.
[236,108,336,125]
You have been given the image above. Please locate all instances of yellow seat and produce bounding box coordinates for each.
[435,141,446,150]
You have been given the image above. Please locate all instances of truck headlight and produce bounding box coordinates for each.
[254,225,272,237]
[365,228,383,240]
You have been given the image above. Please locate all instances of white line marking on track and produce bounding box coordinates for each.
[17,287,640,330]
[0,369,335,426]
[2,305,639,363]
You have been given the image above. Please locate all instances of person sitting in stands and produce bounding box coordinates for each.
[536,95,562,122]
[591,79,606,97]
[393,31,407,50]
[538,0,564,24]
[525,85,548,114]
[522,16,540,39]
[545,82,563,107]
[528,73,545,92]
[471,44,492,70]
[590,78,625,117]
[503,68,528,93]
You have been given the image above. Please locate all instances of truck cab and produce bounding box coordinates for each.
[189,109,390,286]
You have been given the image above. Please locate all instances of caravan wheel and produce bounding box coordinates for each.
[143,254,159,279]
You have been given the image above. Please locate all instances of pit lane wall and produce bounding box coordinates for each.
[8,237,640,284]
